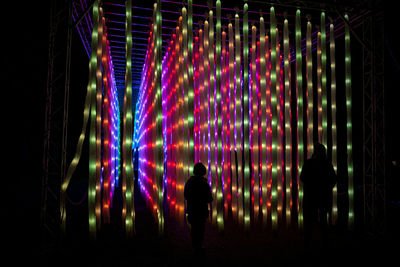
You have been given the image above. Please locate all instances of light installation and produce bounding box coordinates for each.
[60,0,356,237]
[60,0,121,238]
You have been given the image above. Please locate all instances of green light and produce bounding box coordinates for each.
[242,2,250,231]
[296,8,304,230]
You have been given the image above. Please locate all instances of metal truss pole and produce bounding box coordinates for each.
[362,7,385,235]
[41,0,71,242]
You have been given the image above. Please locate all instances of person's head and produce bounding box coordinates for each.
[313,142,327,160]
[193,162,207,177]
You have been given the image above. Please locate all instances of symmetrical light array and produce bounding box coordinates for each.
[134,1,355,233]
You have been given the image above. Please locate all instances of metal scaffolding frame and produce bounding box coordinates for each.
[41,0,72,241]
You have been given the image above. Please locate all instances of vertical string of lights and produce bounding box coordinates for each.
[295,9,304,228]
[234,12,242,225]
[182,7,189,188]
[265,33,272,226]
[215,0,224,232]
[188,0,195,176]
[102,17,111,223]
[222,29,229,219]
[276,26,283,223]
[259,16,268,226]
[155,0,164,233]
[130,1,353,234]
[270,6,278,230]
[203,19,210,181]
[176,16,185,224]
[283,17,292,226]
[199,24,205,165]
[317,32,322,143]
[194,33,199,163]
[330,22,338,224]
[228,22,237,220]
[95,7,103,233]
[123,0,135,237]
[88,0,100,239]
[243,2,250,230]
[321,12,327,148]
[344,13,354,229]
[251,24,259,223]
[208,9,217,225]
[306,19,313,158]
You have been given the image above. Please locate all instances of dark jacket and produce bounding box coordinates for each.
[300,157,337,211]
[184,175,213,222]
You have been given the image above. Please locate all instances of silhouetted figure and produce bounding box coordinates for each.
[184,162,213,255]
[300,143,337,247]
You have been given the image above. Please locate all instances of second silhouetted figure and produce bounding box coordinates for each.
[184,162,213,254]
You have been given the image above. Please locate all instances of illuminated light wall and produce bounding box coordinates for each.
[345,14,354,229]
[133,1,354,233]
[102,17,121,224]
[61,0,121,238]
[187,0,194,179]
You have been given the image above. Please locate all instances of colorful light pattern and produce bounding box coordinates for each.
[128,1,354,235]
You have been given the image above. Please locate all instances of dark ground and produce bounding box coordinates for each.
[36,181,399,267]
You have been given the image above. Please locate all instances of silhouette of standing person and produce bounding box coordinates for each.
[300,143,337,247]
[184,162,213,255]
